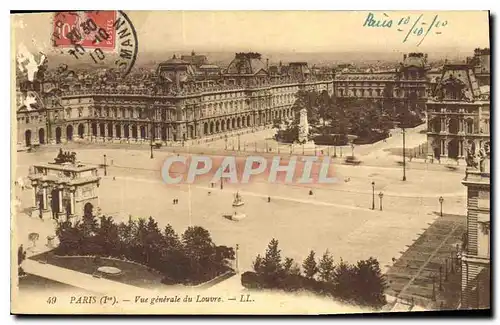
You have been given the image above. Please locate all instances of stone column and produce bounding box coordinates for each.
[70,191,75,215]
[155,125,161,141]
[32,185,37,207]
[58,188,63,212]
[42,185,47,210]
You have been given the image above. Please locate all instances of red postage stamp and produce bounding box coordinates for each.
[52,11,116,50]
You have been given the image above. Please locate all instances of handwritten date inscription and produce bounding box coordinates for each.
[363,12,448,46]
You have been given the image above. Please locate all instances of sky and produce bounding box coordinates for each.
[12,11,490,55]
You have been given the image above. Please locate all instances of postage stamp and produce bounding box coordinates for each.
[51,10,138,76]
[52,11,117,50]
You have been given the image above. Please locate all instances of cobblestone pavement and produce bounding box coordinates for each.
[385,213,466,309]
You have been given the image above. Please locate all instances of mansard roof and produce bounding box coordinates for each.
[431,64,486,101]
[226,52,268,75]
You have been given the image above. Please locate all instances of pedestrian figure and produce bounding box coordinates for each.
[113,176,116,181]
[268,196,271,203]
[173,199,176,205]
[208,191,211,196]
[176,199,179,204]
[309,190,313,196]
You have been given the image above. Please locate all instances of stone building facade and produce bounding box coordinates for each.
[332,53,432,114]
[425,48,490,163]
[461,151,490,309]
[16,52,333,147]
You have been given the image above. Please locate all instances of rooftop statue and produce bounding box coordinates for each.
[54,148,77,164]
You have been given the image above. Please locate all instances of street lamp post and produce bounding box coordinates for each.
[439,196,444,216]
[235,244,239,273]
[150,109,154,159]
[379,192,384,211]
[371,181,375,210]
[103,154,107,176]
[402,127,407,181]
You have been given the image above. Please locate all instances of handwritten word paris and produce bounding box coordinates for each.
[363,12,448,46]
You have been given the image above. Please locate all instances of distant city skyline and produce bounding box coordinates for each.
[12,11,489,55]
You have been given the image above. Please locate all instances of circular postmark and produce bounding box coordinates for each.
[52,10,138,77]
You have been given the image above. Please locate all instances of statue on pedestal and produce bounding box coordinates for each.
[479,142,490,173]
[466,143,478,169]
[298,108,310,144]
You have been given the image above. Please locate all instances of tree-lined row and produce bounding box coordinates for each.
[55,213,234,285]
[241,239,387,309]
[275,89,423,144]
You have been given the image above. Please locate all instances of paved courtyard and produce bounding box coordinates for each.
[385,213,466,309]
[15,133,467,278]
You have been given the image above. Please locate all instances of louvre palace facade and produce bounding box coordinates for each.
[16,52,333,148]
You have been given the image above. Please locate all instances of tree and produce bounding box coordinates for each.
[352,257,387,308]
[18,245,27,277]
[302,250,318,279]
[261,238,283,280]
[317,90,332,127]
[289,262,302,276]
[80,211,99,238]
[283,257,294,274]
[163,224,182,251]
[317,250,335,283]
[332,258,357,301]
[18,245,26,265]
[95,215,120,257]
[253,254,263,274]
[182,226,215,279]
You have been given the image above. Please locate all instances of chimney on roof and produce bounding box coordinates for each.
[172,54,176,59]
[191,50,195,56]
[266,58,269,70]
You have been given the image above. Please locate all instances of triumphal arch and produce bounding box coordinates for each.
[28,149,100,223]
